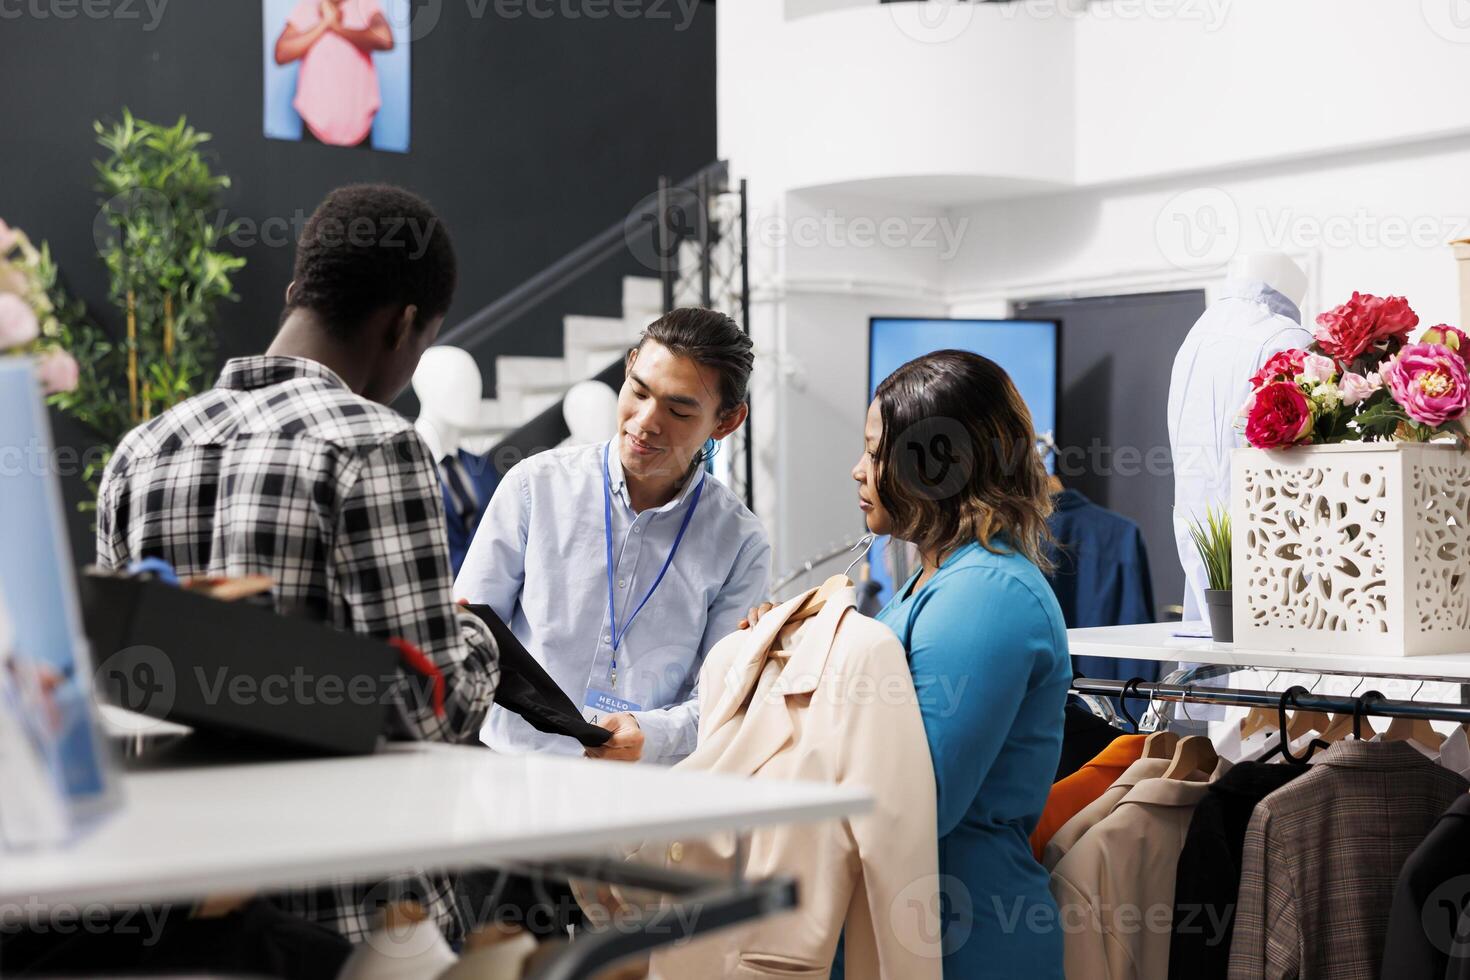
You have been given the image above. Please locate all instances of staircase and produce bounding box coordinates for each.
[462,276,664,453]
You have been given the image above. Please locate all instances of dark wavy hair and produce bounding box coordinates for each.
[873,349,1055,571]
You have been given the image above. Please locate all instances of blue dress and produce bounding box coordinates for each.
[876,540,1071,979]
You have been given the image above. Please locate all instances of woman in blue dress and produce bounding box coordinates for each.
[755,349,1070,977]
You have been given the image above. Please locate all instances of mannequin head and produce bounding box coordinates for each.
[1229,252,1307,310]
[563,380,619,445]
[413,346,482,430]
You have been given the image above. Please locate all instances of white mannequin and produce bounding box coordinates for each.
[412,347,482,462]
[561,380,618,446]
[1228,252,1307,310]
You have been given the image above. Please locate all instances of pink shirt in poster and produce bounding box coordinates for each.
[287,0,384,146]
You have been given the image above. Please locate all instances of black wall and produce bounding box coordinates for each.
[0,0,715,561]
[1018,290,1207,617]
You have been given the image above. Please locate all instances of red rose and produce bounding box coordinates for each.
[1250,348,1309,389]
[1244,382,1314,449]
[1313,292,1419,362]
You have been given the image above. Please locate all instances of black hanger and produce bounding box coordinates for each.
[1119,677,1146,732]
[1263,685,1330,766]
[1353,690,1385,740]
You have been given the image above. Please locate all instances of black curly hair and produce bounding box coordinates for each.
[285,184,456,337]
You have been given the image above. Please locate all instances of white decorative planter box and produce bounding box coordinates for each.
[1231,443,1470,656]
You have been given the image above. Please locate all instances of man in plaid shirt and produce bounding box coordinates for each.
[95,184,500,943]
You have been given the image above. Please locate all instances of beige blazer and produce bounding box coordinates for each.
[1041,756,1170,871]
[605,586,942,980]
[1049,757,1232,980]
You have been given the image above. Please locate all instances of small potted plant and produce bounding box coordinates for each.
[1188,506,1232,643]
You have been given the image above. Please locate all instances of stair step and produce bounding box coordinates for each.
[496,355,570,392]
[564,315,640,352]
[623,276,663,318]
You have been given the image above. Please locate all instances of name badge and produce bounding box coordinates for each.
[582,688,642,727]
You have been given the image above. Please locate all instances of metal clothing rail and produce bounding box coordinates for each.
[1071,677,1470,725]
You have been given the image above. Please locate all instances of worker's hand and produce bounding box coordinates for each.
[739,603,775,630]
[586,712,643,763]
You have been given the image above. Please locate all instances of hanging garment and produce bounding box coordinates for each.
[1167,762,1307,980]
[1228,741,1469,980]
[438,450,498,577]
[460,604,611,748]
[1043,755,1171,872]
[1441,725,1470,781]
[1031,734,1145,861]
[1051,757,1232,979]
[1044,488,1158,685]
[595,585,942,980]
[1167,278,1310,620]
[1057,702,1133,780]
[1379,794,1470,980]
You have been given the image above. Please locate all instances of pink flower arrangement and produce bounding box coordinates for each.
[0,216,82,397]
[1312,292,1418,362]
[1242,292,1470,447]
[1381,344,1470,428]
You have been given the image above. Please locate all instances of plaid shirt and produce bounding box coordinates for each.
[95,355,501,942]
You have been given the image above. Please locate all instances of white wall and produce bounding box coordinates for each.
[724,0,1470,582]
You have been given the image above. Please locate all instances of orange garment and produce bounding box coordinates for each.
[1030,734,1145,861]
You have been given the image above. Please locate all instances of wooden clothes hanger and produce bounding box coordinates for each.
[1383,716,1446,750]
[1142,730,1180,760]
[1164,735,1219,781]
[783,535,876,628]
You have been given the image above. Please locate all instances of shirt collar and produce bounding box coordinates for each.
[1054,488,1090,511]
[603,438,706,514]
[1215,278,1302,325]
[216,355,351,393]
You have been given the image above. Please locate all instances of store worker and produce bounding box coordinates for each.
[95,184,499,942]
[455,308,771,764]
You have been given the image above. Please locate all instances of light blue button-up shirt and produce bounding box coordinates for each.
[1167,279,1312,619]
[454,440,771,763]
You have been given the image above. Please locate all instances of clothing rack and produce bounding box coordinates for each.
[1071,676,1470,725]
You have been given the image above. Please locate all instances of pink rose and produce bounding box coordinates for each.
[1339,371,1382,406]
[1300,353,1337,384]
[1313,292,1419,362]
[1245,382,1315,448]
[1421,324,1469,365]
[1250,349,1308,389]
[35,349,79,395]
[1381,342,1470,428]
[0,219,16,255]
[0,292,39,349]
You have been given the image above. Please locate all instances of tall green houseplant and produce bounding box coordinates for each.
[55,111,245,502]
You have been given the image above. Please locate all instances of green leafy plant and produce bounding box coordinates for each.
[1187,506,1232,592]
[51,110,246,505]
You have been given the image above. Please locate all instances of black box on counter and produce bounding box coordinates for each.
[80,574,396,755]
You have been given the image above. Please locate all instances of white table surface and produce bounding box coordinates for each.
[3,742,870,907]
[1070,621,1470,682]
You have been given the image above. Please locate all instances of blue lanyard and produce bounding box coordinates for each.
[602,443,705,661]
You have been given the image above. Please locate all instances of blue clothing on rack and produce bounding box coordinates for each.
[1044,488,1158,685]
[874,540,1071,979]
[439,449,499,576]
